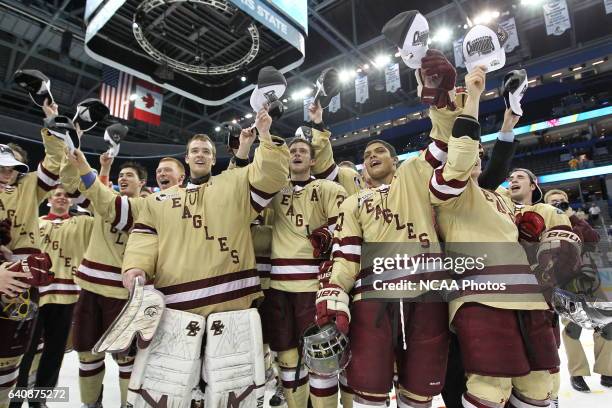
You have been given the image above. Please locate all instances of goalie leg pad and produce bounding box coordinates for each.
[127,308,205,408]
[203,308,266,408]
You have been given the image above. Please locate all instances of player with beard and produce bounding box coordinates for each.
[428,67,561,408]
[314,67,467,408]
[265,137,347,408]
[0,100,65,406]
[10,186,94,408]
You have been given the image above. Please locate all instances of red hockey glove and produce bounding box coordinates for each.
[9,253,54,287]
[515,211,546,242]
[536,229,582,289]
[416,49,457,110]
[317,260,333,289]
[309,225,333,258]
[315,284,350,334]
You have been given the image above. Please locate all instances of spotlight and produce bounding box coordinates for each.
[215,126,221,132]
[290,88,313,101]
[374,54,391,68]
[339,69,356,83]
[245,113,253,119]
[432,27,452,43]
[240,75,247,82]
[473,10,500,25]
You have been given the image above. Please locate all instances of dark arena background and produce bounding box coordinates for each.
[0,0,611,407]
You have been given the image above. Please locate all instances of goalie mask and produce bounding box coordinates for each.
[14,69,54,107]
[502,69,528,116]
[73,98,110,132]
[104,123,128,158]
[302,324,351,376]
[382,11,429,69]
[250,66,287,120]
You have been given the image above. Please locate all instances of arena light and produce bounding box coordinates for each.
[473,10,500,25]
[551,72,563,78]
[339,69,356,83]
[214,126,221,132]
[592,59,605,66]
[521,0,545,6]
[374,54,391,68]
[291,87,313,100]
[394,51,401,58]
[232,119,238,124]
[571,66,583,71]
[431,27,453,43]
[240,75,247,82]
[362,63,370,70]
[245,113,253,119]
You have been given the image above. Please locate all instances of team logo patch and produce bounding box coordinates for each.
[143,306,160,318]
[210,320,225,335]
[412,30,429,46]
[185,321,201,336]
[155,192,180,201]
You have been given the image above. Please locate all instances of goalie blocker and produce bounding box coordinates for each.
[97,283,266,407]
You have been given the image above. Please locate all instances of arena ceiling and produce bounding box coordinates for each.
[0,0,610,150]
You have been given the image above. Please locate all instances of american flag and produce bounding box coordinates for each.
[100,66,133,120]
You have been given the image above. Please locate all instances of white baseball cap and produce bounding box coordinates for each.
[502,69,528,116]
[382,11,429,69]
[0,144,29,173]
[462,24,508,73]
[249,66,287,113]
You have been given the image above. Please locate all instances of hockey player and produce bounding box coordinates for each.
[155,157,185,190]
[428,66,561,408]
[543,189,611,398]
[305,101,363,195]
[314,63,465,408]
[11,185,94,407]
[0,102,65,406]
[60,151,149,407]
[119,108,289,407]
[266,136,347,408]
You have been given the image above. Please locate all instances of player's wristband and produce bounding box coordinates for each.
[310,121,327,132]
[80,171,96,189]
[497,130,515,142]
[233,156,250,167]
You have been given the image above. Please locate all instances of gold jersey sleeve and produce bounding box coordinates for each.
[311,128,363,195]
[38,215,94,305]
[270,179,347,292]
[122,138,289,317]
[429,136,479,205]
[329,194,363,293]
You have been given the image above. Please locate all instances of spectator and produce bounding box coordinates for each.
[568,156,579,170]
[575,207,587,221]
[588,202,602,225]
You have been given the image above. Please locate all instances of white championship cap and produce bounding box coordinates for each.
[382,11,429,69]
[502,69,528,116]
[462,24,508,73]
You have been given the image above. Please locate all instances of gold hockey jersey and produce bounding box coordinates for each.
[270,178,347,292]
[429,135,549,323]
[252,208,274,290]
[122,138,290,318]
[311,129,363,195]
[0,131,63,258]
[38,214,94,305]
[329,107,462,301]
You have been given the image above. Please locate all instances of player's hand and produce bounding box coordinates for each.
[515,211,546,242]
[65,148,92,176]
[501,108,521,132]
[308,101,323,125]
[239,127,257,148]
[100,152,114,169]
[309,226,333,258]
[123,268,146,291]
[254,108,272,141]
[0,261,31,297]
[42,98,59,119]
[465,66,487,97]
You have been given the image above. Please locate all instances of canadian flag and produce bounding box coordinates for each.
[133,80,163,126]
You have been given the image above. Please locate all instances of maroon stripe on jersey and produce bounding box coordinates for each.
[164,285,261,310]
[75,270,124,287]
[434,165,469,189]
[314,163,338,180]
[12,248,41,255]
[125,203,134,231]
[339,382,353,394]
[81,259,122,273]
[271,273,318,281]
[79,365,105,378]
[0,366,18,387]
[259,270,270,279]
[112,196,123,229]
[463,393,497,408]
[249,184,276,200]
[327,216,338,225]
[159,269,258,295]
[337,236,363,246]
[424,149,442,169]
[37,178,55,191]
[271,258,322,266]
[429,179,458,201]
[332,251,360,264]
[256,256,271,263]
[250,197,265,213]
[39,163,59,181]
[66,191,81,198]
[48,278,75,284]
[132,223,157,234]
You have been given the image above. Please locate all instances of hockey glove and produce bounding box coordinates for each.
[316,284,350,334]
[309,225,333,258]
[317,260,333,289]
[536,229,582,289]
[9,253,54,287]
[416,49,457,110]
[515,211,546,242]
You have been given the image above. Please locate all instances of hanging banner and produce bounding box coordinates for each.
[384,63,401,93]
[355,74,369,104]
[329,94,341,113]
[453,38,464,68]
[605,0,612,14]
[543,0,571,36]
[303,96,314,121]
[499,17,520,52]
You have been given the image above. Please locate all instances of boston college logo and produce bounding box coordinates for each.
[185,321,201,336]
[466,36,495,56]
[210,320,225,336]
